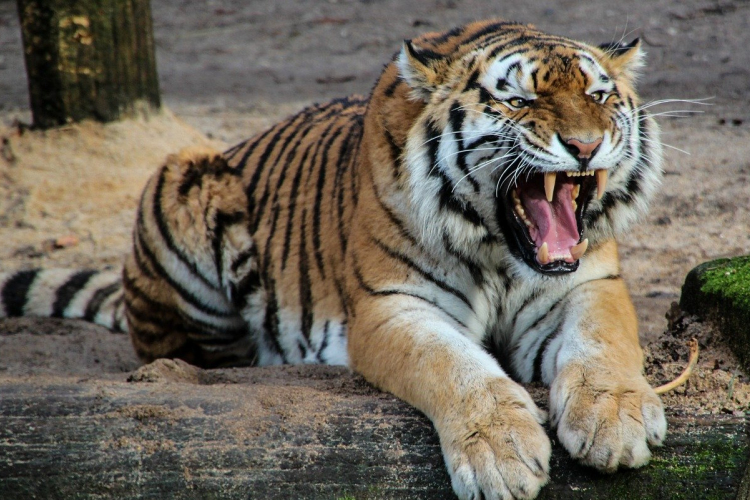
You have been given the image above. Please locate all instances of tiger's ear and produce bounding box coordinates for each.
[599,38,644,82]
[397,40,447,100]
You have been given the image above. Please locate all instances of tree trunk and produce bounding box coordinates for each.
[0,361,747,500]
[16,0,160,128]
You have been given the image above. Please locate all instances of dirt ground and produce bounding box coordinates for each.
[0,1,749,417]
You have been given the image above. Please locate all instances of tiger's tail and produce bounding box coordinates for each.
[0,268,128,332]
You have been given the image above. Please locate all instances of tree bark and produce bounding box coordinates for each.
[16,0,160,128]
[0,361,746,500]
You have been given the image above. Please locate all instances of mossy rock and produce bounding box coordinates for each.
[680,256,750,372]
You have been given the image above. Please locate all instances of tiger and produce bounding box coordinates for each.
[0,19,667,499]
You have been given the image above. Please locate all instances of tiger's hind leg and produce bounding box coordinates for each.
[125,147,258,368]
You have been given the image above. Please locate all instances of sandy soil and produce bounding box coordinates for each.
[0,1,749,415]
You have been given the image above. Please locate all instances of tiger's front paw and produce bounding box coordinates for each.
[550,364,667,472]
[439,379,551,500]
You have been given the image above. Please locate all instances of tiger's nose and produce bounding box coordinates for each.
[564,137,603,159]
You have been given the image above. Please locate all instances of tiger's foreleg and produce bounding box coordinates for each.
[348,295,551,500]
[543,255,667,471]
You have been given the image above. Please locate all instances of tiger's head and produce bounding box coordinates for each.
[369,20,663,276]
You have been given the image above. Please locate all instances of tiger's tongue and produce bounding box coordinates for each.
[520,181,579,261]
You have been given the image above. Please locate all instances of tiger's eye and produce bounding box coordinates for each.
[591,91,608,103]
[507,97,529,108]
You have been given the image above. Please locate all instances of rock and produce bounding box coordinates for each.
[680,256,750,372]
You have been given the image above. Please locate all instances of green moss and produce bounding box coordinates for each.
[698,256,750,310]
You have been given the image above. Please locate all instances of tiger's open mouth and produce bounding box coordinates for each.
[505,169,607,275]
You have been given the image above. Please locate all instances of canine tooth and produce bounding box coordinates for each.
[572,184,580,200]
[537,242,550,264]
[572,200,577,211]
[513,189,520,202]
[544,172,556,202]
[595,169,608,200]
[570,238,589,260]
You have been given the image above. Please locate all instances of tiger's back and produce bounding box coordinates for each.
[125,97,367,367]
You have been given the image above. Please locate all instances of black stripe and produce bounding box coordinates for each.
[437,169,486,229]
[51,270,98,318]
[460,21,513,46]
[313,125,348,278]
[370,236,473,311]
[350,128,363,207]
[448,101,480,193]
[383,128,402,180]
[405,40,443,65]
[373,182,419,247]
[441,232,484,286]
[282,120,339,270]
[352,261,468,329]
[298,340,308,359]
[465,69,481,91]
[232,123,275,172]
[299,209,314,342]
[425,118,442,178]
[176,154,238,199]
[335,120,362,253]
[485,35,538,61]
[280,139,317,270]
[177,163,205,198]
[262,205,281,268]
[152,167,216,288]
[317,320,331,362]
[383,76,402,97]
[230,268,260,310]
[431,24,466,44]
[223,140,247,161]
[465,134,502,151]
[2,269,39,317]
[477,86,495,107]
[532,327,559,382]
[230,248,255,275]
[261,274,287,362]
[132,227,157,280]
[110,294,125,332]
[510,288,544,332]
[84,281,122,322]
[505,62,521,79]
[211,210,245,286]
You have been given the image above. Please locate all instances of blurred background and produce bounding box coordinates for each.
[1,0,749,143]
